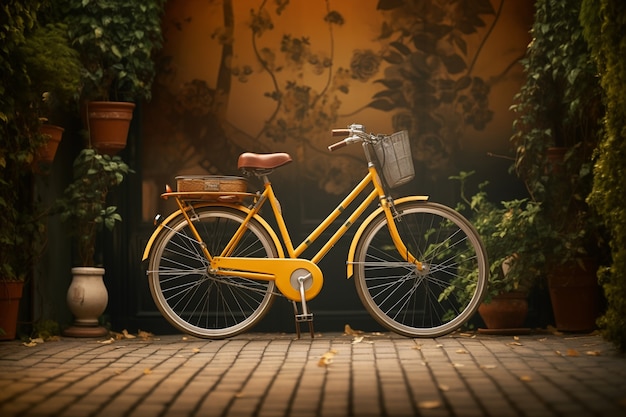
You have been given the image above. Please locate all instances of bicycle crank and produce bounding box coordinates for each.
[211,257,324,301]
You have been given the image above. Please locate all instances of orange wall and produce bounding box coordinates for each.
[142,0,534,221]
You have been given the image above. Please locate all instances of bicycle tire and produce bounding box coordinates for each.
[147,206,279,339]
[353,200,488,337]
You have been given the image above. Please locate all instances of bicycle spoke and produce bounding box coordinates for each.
[148,207,278,338]
[354,201,488,337]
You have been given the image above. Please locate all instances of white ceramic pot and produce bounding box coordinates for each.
[64,267,108,337]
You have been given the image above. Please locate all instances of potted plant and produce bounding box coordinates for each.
[60,0,166,154]
[451,171,548,330]
[0,128,45,341]
[19,22,82,167]
[56,148,133,337]
[509,0,605,331]
[0,204,45,340]
[1,2,50,339]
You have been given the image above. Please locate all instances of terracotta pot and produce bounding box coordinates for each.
[86,101,135,155]
[0,281,24,340]
[478,291,528,329]
[548,260,600,332]
[64,267,109,338]
[546,147,567,175]
[37,124,64,163]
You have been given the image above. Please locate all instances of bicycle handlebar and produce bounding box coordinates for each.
[328,140,348,152]
[328,124,370,152]
[331,128,351,137]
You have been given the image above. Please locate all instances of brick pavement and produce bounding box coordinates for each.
[0,331,625,417]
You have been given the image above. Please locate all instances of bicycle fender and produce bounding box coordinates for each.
[345,195,429,279]
[141,203,285,262]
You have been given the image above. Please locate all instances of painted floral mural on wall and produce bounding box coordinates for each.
[372,0,496,177]
[142,0,528,220]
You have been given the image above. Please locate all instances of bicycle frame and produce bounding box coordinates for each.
[143,159,427,302]
[142,126,489,339]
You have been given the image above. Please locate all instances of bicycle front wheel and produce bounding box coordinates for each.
[147,206,279,339]
[354,201,488,337]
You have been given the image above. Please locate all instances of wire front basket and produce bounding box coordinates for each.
[372,130,415,188]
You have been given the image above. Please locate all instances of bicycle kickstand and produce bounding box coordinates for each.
[292,275,314,338]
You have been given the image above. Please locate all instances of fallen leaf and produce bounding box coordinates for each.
[318,357,333,367]
[192,348,200,354]
[452,363,464,368]
[566,349,580,357]
[122,329,136,339]
[418,400,441,409]
[555,350,563,356]
[111,331,124,340]
[520,375,532,382]
[318,349,338,367]
[412,343,422,350]
[547,325,563,336]
[507,341,523,346]
[31,337,44,344]
[138,330,154,340]
[352,336,364,345]
[182,336,188,341]
[143,368,152,375]
[438,384,450,391]
[456,349,468,354]
[23,341,38,347]
[344,324,364,336]
[480,364,497,369]
[585,350,601,356]
[98,338,115,344]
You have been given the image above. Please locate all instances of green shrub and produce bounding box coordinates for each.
[581,0,626,351]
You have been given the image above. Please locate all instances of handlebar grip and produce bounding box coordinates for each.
[331,128,351,137]
[328,140,348,152]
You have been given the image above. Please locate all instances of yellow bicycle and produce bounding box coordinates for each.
[142,124,488,338]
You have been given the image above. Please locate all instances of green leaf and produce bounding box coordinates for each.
[110,44,122,58]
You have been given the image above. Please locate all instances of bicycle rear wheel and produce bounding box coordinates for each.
[353,201,488,337]
[147,206,278,339]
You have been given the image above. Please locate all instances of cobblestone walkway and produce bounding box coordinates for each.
[0,331,625,417]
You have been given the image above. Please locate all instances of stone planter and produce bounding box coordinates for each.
[64,267,109,338]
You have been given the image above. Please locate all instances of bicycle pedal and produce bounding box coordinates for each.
[294,314,315,339]
[292,301,314,338]
[295,313,313,322]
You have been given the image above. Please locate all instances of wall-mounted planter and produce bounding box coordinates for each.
[35,123,64,165]
[86,101,135,155]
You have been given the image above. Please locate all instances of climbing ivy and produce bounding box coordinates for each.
[581,0,626,351]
